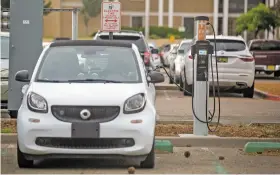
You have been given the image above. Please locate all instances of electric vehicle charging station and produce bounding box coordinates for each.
[191,16,213,136]
[3,0,80,118]
[161,16,221,136]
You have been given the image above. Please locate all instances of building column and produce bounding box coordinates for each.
[244,0,248,42]
[145,0,150,39]
[268,0,275,39]
[158,0,164,26]
[222,0,229,35]
[168,0,174,28]
[213,0,219,35]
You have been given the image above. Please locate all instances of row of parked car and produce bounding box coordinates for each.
[158,35,280,98]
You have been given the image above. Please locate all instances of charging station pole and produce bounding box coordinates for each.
[191,16,213,136]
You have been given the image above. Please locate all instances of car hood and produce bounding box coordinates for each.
[28,82,146,106]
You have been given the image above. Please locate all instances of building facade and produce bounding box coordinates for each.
[43,0,278,40]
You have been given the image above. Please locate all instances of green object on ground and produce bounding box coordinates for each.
[155,140,173,153]
[244,142,280,153]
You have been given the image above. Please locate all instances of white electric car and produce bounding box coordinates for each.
[169,39,192,85]
[15,40,165,168]
[181,35,255,98]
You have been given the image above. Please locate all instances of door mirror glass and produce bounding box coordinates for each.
[15,70,30,82]
[148,71,165,83]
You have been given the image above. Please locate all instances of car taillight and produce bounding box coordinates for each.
[189,55,193,59]
[239,57,254,62]
[144,51,150,64]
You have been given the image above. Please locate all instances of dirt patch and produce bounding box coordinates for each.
[2,120,280,138]
[255,82,280,96]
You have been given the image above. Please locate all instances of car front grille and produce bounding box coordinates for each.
[35,137,135,149]
[51,106,120,123]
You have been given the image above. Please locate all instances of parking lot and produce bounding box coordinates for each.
[2,145,280,174]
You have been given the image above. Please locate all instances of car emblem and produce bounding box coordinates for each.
[221,51,224,55]
[80,109,91,120]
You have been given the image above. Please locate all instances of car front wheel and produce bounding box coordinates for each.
[243,82,254,98]
[17,143,34,168]
[140,140,155,168]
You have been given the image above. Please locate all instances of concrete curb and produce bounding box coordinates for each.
[254,89,280,101]
[2,133,280,148]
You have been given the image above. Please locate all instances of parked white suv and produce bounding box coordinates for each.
[15,40,164,168]
[181,35,255,98]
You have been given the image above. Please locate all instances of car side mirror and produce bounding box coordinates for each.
[148,71,165,84]
[178,49,184,54]
[151,48,159,54]
[15,70,30,82]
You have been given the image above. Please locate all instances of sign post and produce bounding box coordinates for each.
[101,0,121,40]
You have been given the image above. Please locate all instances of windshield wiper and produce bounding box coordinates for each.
[67,79,122,83]
[1,57,9,59]
[37,79,64,83]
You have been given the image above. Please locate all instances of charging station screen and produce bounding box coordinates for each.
[198,49,207,55]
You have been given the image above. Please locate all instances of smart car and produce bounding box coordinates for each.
[15,40,165,168]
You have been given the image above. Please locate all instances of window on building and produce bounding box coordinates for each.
[131,16,143,28]
[219,0,245,13]
[183,17,194,38]
[248,0,265,10]
[228,18,237,35]
[218,17,223,35]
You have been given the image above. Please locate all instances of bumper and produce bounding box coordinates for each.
[186,70,254,89]
[255,65,280,72]
[17,106,156,158]
[1,80,8,109]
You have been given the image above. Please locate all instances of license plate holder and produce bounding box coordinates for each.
[267,65,275,71]
[217,57,228,63]
[71,122,100,138]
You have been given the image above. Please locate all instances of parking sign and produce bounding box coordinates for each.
[101,1,121,32]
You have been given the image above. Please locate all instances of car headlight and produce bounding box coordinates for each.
[123,93,146,114]
[27,92,48,113]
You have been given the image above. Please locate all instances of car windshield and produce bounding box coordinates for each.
[36,46,142,83]
[250,41,280,51]
[208,39,246,52]
[1,36,9,59]
[179,42,192,53]
[97,35,147,52]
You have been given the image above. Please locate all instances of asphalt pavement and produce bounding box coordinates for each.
[1,144,280,174]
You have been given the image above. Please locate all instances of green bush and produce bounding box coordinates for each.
[91,26,189,39]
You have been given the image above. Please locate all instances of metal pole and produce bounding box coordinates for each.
[109,32,113,40]
[145,0,150,40]
[72,8,78,40]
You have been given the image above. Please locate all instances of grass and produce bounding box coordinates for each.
[255,82,280,96]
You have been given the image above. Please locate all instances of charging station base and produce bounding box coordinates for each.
[178,134,219,138]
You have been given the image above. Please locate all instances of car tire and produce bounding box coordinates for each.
[274,71,280,77]
[179,75,183,91]
[243,82,254,98]
[168,69,173,84]
[183,69,192,96]
[17,143,34,168]
[140,141,155,169]
[9,110,18,119]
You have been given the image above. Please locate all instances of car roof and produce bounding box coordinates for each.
[96,30,143,37]
[180,39,192,44]
[205,35,245,41]
[249,39,280,42]
[0,32,10,37]
[50,40,133,48]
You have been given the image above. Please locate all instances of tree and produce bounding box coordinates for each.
[236,3,279,38]
[80,0,103,35]
[1,0,52,16]
[43,0,52,16]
